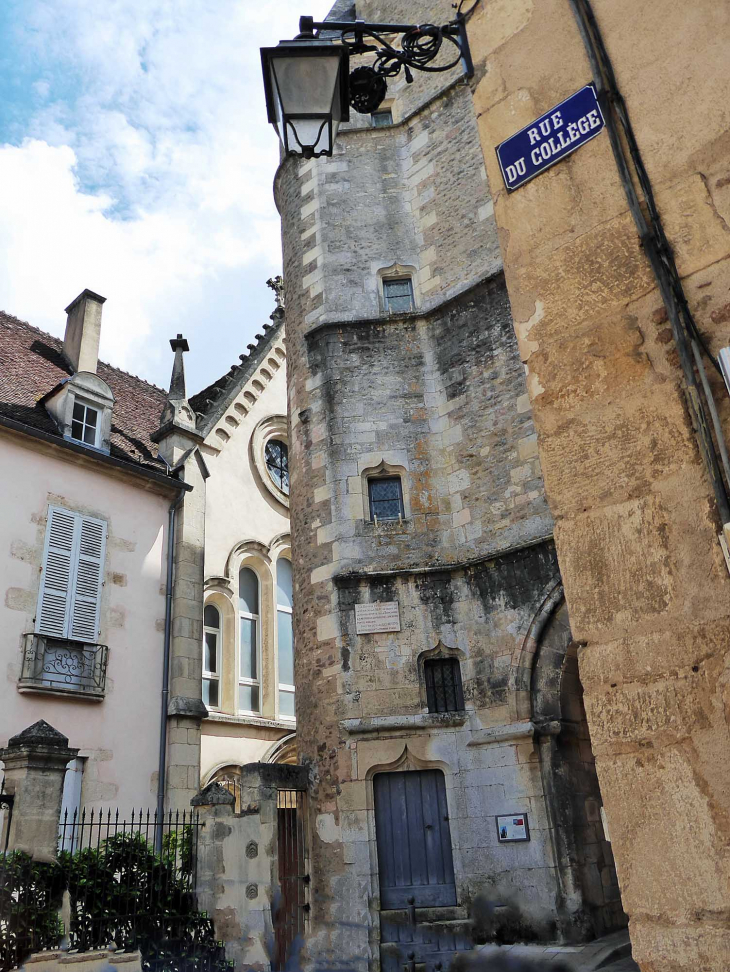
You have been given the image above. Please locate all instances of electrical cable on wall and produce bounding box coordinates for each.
[455,0,481,18]
[568,0,730,526]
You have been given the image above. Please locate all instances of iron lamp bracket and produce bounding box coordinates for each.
[298,10,474,115]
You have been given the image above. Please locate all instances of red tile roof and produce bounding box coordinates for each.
[0,311,168,471]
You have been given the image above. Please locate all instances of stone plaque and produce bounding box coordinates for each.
[355,601,401,635]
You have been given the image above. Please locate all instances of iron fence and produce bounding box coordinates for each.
[0,808,231,972]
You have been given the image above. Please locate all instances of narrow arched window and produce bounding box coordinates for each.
[265,439,290,495]
[239,567,260,713]
[276,558,295,720]
[203,604,220,709]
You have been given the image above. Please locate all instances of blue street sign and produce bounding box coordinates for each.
[496,84,605,192]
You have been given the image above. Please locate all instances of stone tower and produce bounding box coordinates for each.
[275,1,626,967]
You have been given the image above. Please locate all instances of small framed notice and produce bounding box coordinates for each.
[496,813,530,843]
[355,601,401,635]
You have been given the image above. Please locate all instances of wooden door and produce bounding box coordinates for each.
[274,790,307,970]
[373,770,456,909]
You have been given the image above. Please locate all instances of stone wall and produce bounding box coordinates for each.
[286,82,501,331]
[193,767,308,971]
[468,0,730,967]
[276,1,621,962]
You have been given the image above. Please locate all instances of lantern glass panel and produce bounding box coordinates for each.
[270,53,341,115]
[266,45,345,157]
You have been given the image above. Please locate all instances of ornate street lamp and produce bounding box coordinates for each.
[261,33,349,159]
[261,10,474,159]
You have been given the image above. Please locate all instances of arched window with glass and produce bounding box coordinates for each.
[276,557,295,720]
[239,567,261,714]
[265,439,289,496]
[202,604,220,709]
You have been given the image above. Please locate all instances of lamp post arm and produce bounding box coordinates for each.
[307,19,423,33]
[299,13,474,82]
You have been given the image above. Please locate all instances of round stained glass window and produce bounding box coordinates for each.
[265,439,289,495]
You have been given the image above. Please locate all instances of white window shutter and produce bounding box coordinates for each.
[36,507,77,638]
[69,515,107,643]
[36,507,107,643]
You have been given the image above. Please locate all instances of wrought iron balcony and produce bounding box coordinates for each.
[19,633,108,700]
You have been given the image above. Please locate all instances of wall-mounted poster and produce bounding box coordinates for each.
[496,813,530,842]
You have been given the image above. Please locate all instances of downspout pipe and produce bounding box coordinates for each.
[156,491,184,845]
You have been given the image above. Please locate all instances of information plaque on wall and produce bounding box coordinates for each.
[496,813,530,843]
[355,601,401,635]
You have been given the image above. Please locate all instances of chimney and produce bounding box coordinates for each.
[63,289,106,374]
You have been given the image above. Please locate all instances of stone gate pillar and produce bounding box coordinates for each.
[193,764,308,971]
[193,779,275,971]
[0,720,78,861]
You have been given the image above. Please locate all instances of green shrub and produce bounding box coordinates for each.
[0,833,232,972]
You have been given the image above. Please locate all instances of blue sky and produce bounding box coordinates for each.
[0,0,332,392]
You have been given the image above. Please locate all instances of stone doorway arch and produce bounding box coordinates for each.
[530,595,628,942]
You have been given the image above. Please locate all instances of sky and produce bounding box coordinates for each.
[0,0,333,392]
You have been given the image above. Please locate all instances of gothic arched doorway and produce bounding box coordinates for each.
[532,596,628,941]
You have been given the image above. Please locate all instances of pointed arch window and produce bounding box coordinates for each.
[276,557,295,720]
[239,567,261,713]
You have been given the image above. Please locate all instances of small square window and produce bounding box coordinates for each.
[372,109,393,128]
[424,658,464,713]
[383,277,414,314]
[368,477,404,521]
[71,401,99,447]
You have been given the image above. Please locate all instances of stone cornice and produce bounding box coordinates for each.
[303,268,505,342]
[333,534,555,585]
[341,712,468,734]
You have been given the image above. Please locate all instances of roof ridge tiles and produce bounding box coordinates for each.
[188,314,284,435]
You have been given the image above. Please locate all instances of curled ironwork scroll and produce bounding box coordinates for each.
[341,23,465,113]
[300,11,474,116]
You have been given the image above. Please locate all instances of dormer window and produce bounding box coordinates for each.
[41,289,114,455]
[44,374,114,456]
[71,401,100,447]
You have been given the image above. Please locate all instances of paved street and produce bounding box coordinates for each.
[477,930,639,970]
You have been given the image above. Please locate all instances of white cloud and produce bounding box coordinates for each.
[0,0,334,389]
